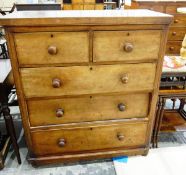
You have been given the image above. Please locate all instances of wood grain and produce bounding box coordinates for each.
[130,1,185,55]
[93,30,161,62]
[0,10,172,26]
[172,14,186,26]
[28,147,148,166]
[166,5,186,14]
[166,40,182,54]
[31,121,148,156]
[14,32,89,65]
[28,93,149,126]
[168,27,186,40]
[20,63,156,98]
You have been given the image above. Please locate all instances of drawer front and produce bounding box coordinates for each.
[166,5,186,14]
[171,15,186,26]
[31,121,148,155]
[21,63,156,98]
[168,27,186,41]
[28,93,149,126]
[14,32,89,65]
[93,30,161,62]
[138,5,164,13]
[166,41,182,55]
[72,4,84,10]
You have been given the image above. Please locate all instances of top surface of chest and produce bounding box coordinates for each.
[0,10,172,26]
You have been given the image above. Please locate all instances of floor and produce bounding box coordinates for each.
[114,145,186,175]
[0,100,186,175]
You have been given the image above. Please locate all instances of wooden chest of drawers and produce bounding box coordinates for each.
[0,10,172,166]
[130,0,186,55]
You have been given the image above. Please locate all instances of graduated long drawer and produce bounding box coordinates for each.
[28,93,149,126]
[20,63,156,98]
[31,120,148,156]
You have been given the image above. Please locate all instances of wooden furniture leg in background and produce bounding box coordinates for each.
[152,97,161,148]
[2,106,21,164]
[155,97,166,148]
[179,99,186,119]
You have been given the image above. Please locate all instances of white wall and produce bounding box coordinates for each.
[0,0,26,8]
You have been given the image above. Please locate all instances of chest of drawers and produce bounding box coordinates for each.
[0,10,172,166]
[130,0,186,55]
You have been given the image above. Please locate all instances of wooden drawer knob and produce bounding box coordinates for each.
[58,138,66,147]
[117,133,125,141]
[121,74,128,84]
[52,78,61,88]
[174,19,179,23]
[124,43,133,52]
[56,108,64,118]
[169,46,174,51]
[172,31,177,36]
[48,46,57,55]
[118,103,126,111]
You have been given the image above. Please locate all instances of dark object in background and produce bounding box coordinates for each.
[0,133,11,169]
[16,3,61,11]
[0,4,16,15]
[160,72,186,89]
[63,0,104,3]
[0,59,21,169]
[0,9,6,15]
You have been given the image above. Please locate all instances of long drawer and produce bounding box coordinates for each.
[93,30,161,62]
[20,63,156,98]
[31,121,148,156]
[14,32,89,65]
[28,93,149,126]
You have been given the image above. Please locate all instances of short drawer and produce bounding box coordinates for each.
[166,41,182,55]
[31,121,148,155]
[14,32,89,65]
[168,27,186,41]
[21,63,156,98]
[28,93,149,126]
[171,14,186,26]
[93,30,161,62]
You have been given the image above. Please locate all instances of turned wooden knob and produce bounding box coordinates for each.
[58,138,66,147]
[117,133,125,141]
[118,103,126,111]
[48,46,57,55]
[169,46,174,51]
[123,43,133,52]
[121,74,128,84]
[172,31,177,36]
[56,108,64,118]
[174,19,179,23]
[52,78,61,88]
